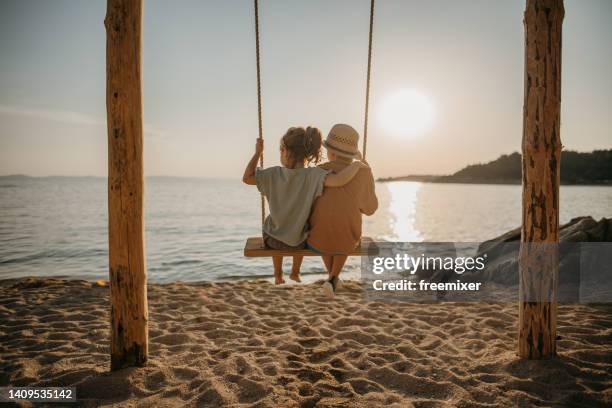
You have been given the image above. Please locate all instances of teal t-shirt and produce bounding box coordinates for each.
[255,166,330,246]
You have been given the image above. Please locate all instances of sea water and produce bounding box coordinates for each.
[0,176,610,283]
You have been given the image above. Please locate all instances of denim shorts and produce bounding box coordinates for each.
[306,242,344,256]
[263,232,306,250]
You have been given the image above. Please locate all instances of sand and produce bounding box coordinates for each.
[1,277,610,407]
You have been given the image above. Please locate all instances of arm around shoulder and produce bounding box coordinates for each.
[324,161,367,187]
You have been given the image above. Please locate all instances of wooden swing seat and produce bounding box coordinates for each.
[244,236,380,257]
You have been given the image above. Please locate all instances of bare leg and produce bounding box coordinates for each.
[321,255,346,297]
[330,255,348,278]
[272,256,285,284]
[289,255,303,282]
[322,255,333,276]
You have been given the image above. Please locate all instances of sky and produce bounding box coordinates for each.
[0,0,610,178]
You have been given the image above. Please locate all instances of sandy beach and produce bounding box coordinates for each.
[1,277,610,407]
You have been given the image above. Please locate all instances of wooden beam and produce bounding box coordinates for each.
[519,0,564,359]
[105,0,148,371]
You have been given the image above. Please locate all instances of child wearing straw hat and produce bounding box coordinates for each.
[307,124,378,296]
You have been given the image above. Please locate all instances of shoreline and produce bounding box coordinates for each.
[2,277,610,406]
[0,268,360,286]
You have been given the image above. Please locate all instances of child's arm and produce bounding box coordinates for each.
[324,160,369,187]
[242,139,264,185]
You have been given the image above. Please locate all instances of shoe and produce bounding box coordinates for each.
[322,276,339,298]
[322,280,335,298]
[334,277,342,291]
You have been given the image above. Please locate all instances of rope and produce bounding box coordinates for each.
[252,0,375,230]
[254,0,265,229]
[363,0,375,160]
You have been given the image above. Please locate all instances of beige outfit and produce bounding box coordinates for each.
[307,161,378,254]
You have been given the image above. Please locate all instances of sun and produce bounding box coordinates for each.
[379,89,435,137]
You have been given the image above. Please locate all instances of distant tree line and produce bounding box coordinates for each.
[379,150,612,185]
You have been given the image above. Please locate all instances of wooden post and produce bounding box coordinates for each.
[105,0,148,371]
[519,0,564,359]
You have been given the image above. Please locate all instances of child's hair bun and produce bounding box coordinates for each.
[304,126,322,158]
[281,126,323,165]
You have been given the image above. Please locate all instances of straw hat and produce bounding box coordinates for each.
[323,124,362,159]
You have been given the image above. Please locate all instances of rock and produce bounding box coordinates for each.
[560,217,598,242]
[479,216,610,246]
[477,227,521,266]
[463,217,612,296]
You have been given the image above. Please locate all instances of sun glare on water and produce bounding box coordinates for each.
[379,89,435,137]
